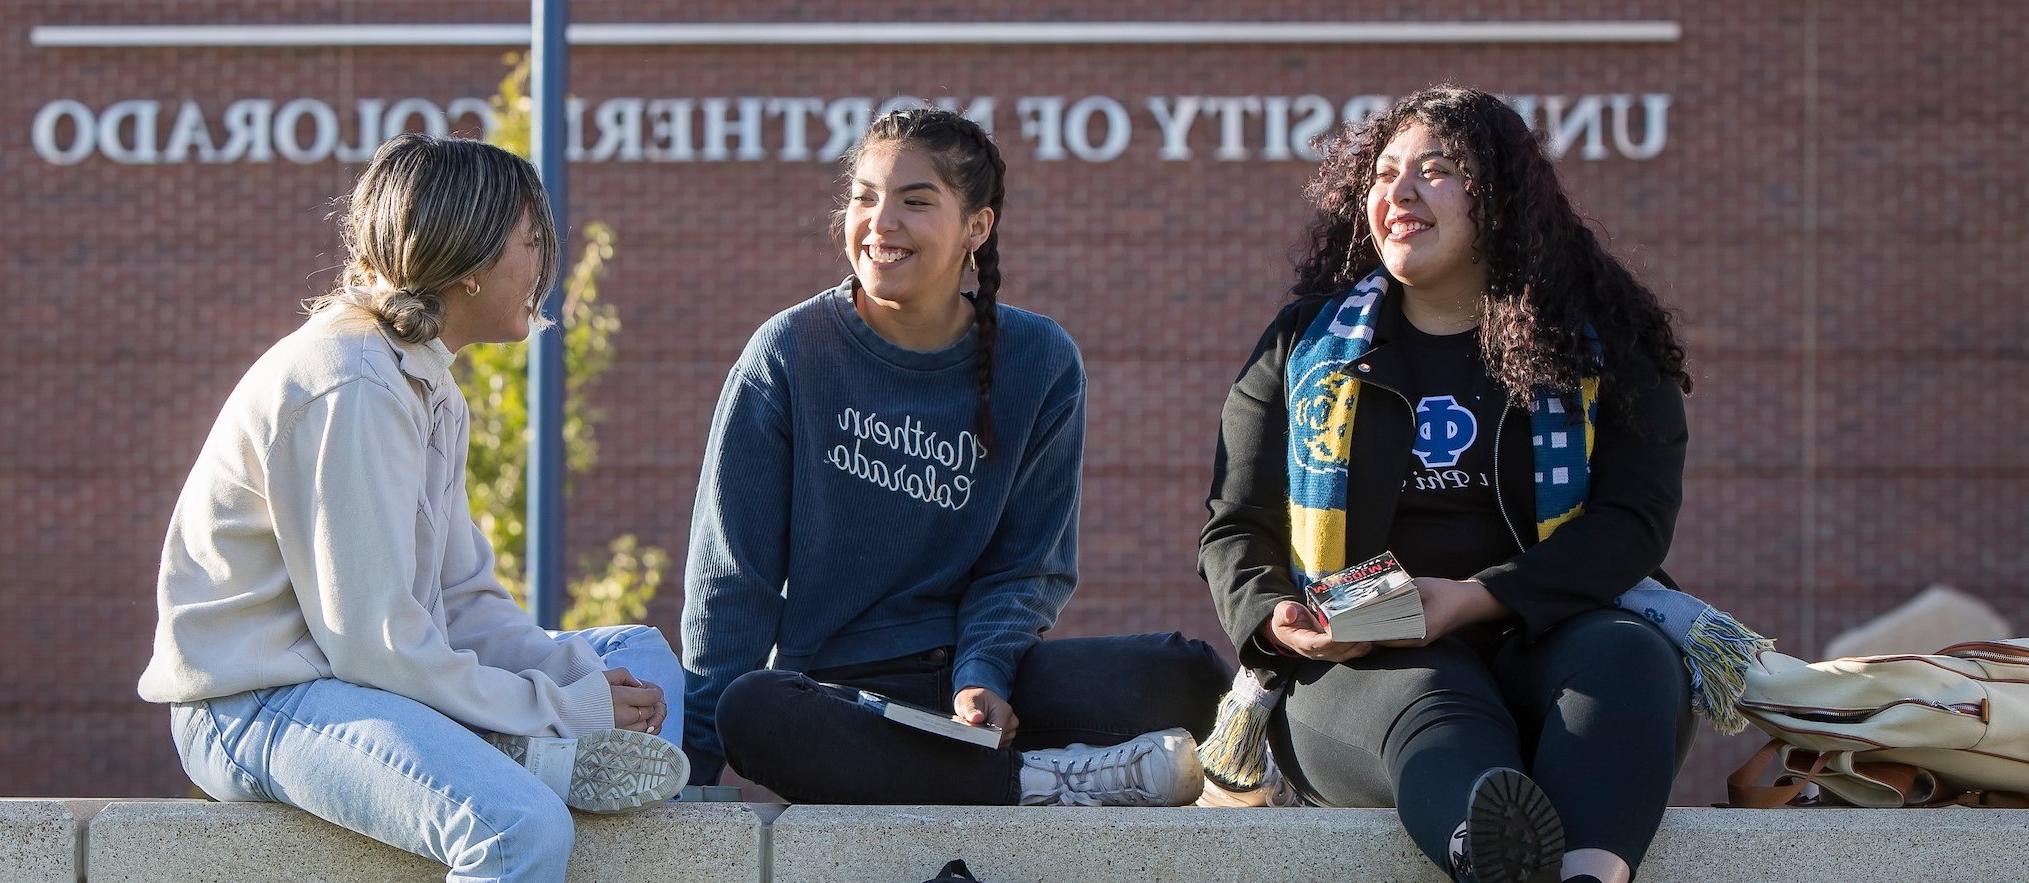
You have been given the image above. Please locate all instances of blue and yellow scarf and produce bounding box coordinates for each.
[1285,269,1599,582]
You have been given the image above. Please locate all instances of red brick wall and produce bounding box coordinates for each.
[3,1,2023,807]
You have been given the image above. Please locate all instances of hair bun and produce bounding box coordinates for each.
[379,285,443,344]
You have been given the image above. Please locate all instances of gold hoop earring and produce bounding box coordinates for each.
[468,282,482,298]
[967,251,979,273]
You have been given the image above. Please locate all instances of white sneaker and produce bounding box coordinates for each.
[484,729,689,813]
[1019,727,1204,807]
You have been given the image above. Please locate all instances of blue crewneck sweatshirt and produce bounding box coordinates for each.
[680,279,1086,780]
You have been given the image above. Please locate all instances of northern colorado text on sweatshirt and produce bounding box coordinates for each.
[827,407,989,510]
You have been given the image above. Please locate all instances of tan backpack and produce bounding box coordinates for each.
[1727,640,2029,808]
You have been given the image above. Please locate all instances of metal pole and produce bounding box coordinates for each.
[527,0,567,628]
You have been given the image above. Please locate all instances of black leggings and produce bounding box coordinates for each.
[715,632,1232,804]
[1270,609,1694,874]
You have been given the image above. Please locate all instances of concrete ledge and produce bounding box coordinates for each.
[0,800,78,883]
[1643,807,2029,882]
[85,800,763,882]
[773,806,1439,883]
[771,805,2029,883]
[10,800,2024,880]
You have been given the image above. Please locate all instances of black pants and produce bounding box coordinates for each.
[1271,609,1694,874]
[715,632,1232,804]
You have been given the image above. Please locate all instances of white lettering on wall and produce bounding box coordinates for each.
[1542,94,1607,161]
[1063,95,1130,162]
[1016,96,1065,161]
[817,97,873,161]
[381,98,448,140]
[217,99,273,163]
[700,97,765,161]
[274,98,338,163]
[589,97,646,162]
[767,97,822,162]
[162,100,218,162]
[445,97,495,142]
[1610,93,1670,160]
[97,100,160,163]
[1287,95,1336,161]
[31,99,94,165]
[29,92,1675,165]
[334,99,386,163]
[1146,96,1200,161]
[1206,96,1259,161]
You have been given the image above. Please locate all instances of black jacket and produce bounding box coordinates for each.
[1199,296,1688,670]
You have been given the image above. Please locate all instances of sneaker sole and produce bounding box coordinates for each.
[1465,767,1564,883]
[487,729,689,814]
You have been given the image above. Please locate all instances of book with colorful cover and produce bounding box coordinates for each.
[1303,551,1426,643]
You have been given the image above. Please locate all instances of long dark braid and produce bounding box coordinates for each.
[844,108,1008,453]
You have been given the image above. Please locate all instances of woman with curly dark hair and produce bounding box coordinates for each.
[1196,86,1764,882]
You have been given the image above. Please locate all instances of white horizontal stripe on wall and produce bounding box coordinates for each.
[30,21,1682,49]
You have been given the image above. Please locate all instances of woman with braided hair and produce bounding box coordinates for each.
[1199,86,1765,882]
[681,107,1229,805]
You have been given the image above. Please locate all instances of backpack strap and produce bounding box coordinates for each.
[1724,739,1829,807]
[1727,738,2029,808]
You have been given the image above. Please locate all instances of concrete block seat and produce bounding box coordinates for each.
[19,800,2029,880]
[0,799,79,883]
[771,805,2029,883]
[83,799,764,882]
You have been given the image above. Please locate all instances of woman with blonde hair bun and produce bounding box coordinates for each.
[140,133,687,882]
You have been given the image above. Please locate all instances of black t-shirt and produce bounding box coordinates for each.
[1382,303,1522,580]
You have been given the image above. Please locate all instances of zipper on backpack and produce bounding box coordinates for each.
[1745,698,1989,723]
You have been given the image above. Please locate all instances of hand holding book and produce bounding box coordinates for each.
[1260,600,1376,663]
[853,689,1007,750]
[954,686,1019,748]
[1266,552,1513,657]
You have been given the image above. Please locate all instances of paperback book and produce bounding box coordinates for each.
[1302,551,1426,643]
[853,689,1003,749]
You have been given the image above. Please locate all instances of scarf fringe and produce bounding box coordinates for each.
[1682,607,1776,736]
[1196,668,1282,791]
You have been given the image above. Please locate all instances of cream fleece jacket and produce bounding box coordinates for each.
[138,303,614,737]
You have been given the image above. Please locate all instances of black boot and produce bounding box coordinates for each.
[1448,767,1564,883]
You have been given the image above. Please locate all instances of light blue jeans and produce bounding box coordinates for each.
[170,625,684,883]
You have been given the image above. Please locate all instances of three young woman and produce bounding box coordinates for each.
[1202,86,1700,883]
[140,135,687,883]
[678,108,1230,806]
[145,85,1712,879]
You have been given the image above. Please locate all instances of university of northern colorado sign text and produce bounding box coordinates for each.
[31,93,1671,166]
